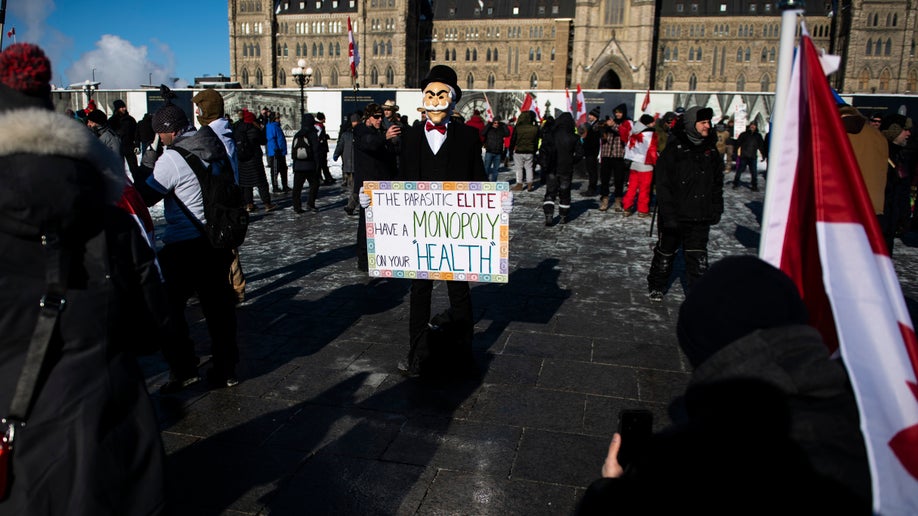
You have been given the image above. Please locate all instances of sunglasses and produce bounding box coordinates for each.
[371,114,383,119]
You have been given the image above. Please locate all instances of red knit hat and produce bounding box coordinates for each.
[0,43,52,98]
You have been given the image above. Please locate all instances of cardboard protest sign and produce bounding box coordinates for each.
[363,181,510,283]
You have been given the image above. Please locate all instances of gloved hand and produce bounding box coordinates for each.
[501,192,513,214]
[359,192,372,208]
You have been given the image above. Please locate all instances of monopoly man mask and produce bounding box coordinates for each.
[422,82,455,125]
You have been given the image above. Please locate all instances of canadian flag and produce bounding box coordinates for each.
[641,89,651,112]
[483,92,494,122]
[575,84,587,126]
[565,89,573,115]
[6,27,15,39]
[347,17,360,78]
[519,92,541,122]
[760,33,918,514]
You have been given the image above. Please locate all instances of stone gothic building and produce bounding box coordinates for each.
[228,0,918,94]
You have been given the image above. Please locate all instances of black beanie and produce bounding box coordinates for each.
[113,99,126,110]
[152,104,189,133]
[676,255,809,368]
[87,109,107,125]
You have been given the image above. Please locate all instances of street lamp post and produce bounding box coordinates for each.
[290,59,313,129]
[82,79,98,108]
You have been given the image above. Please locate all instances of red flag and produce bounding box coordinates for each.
[565,89,573,115]
[483,92,494,122]
[519,92,541,122]
[761,34,918,513]
[575,84,587,126]
[6,27,15,39]
[347,17,360,78]
[641,89,651,112]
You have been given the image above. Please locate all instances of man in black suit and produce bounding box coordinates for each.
[394,65,488,377]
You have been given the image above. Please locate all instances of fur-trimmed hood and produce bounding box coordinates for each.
[0,106,126,238]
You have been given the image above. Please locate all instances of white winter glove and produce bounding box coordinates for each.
[359,192,372,208]
[501,192,513,214]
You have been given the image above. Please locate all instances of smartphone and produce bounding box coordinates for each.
[617,409,653,469]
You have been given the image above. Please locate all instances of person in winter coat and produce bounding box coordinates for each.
[879,114,914,256]
[733,121,766,191]
[542,112,580,225]
[87,109,121,156]
[334,112,360,215]
[578,256,871,515]
[621,114,658,217]
[290,113,323,214]
[265,113,289,193]
[0,43,167,516]
[465,109,486,143]
[580,106,603,196]
[599,105,631,212]
[235,109,276,212]
[482,118,510,181]
[646,106,724,302]
[109,99,139,177]
[354,103,400,271]
[315,112,335,184]
[509,111,540,191]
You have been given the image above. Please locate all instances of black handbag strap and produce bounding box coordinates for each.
[168,146,210,238]
[7,224,67,424]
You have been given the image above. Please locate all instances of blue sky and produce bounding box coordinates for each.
[4,0,231,89]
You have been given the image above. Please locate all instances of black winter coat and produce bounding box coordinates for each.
[0,89,167,516]
[236,121,267,188]
[353,122,397,191]
[655,126,724,226]
[292,122,322,174]
[541,112,579,177]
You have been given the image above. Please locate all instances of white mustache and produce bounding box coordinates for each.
[422,102,451,112]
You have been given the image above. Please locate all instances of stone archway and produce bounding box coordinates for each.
[598,69,622,89]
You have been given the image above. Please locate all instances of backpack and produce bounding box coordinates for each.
[292,131,313,161]
[172,146,249,249]
[234,124,254,161]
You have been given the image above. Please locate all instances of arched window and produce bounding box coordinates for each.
[737,47,743,62]
[370,67,379,85]
[665,47,671,61]
[313,43,318,57]
[761,48,768,62]
[908,69,917,92]
[665,73,674,90]
[467,73,474,89]
[858,69,870,91]
[494,49,499,61]
[536,48,541,61]
[466,48,471,61]
[241,68,249,85]
[550,48,554,60]
[689,47,695,61]
[893,13,898,27]
[769,47,776,62]
[387,41,392,55]
[866,38,873,56]
[451,49,456,61]
[277,43,282,56]
[486,48,492,61]
[530,73,538,88]
[879,69,891,91]
[885,38,892,56]
[689,74,697,91]
[431,48,437,61]
[313,69,321,86]
[255,44,260,57]
[488,73,496,88]
[473,49,478,61]
[295,43,300,57]
[256,68,264,86]
[745,47,751,61]
[243,45,249,57]
[760,73,770,91]
[673,47,678,60]
[529,48,535,61]
[318,43,324,57]
[283,43,288,57]
[279,69,286,85]
[737,73,746,91]
[331,68,339,86]
[386,66,394,85]
[373,42,378,56]
[697,47,702,61]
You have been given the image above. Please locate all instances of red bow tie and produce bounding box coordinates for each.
[425,121,446,134]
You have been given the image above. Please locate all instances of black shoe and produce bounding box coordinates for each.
[544,214,553,226]
[397,359,420,378]
[322,179,336,185]
[732,183,739,189]
[649,290,664,302]
[159,373,201,395]
[751,185,759,192]
[206,368,238,389]
[344,207,355,216]
[581,189,597,197]
[293,208,305,214]
[560,216,568,224]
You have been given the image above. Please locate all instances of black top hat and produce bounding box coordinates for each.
[419,65,462,102]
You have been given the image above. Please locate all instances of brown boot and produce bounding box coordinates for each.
[599,196,610,211]
[527,183,533,192]
[613,199,623,212]
[511,183,524,191]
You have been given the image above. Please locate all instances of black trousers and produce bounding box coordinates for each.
[292,169,320,210]
[543,168,573,216]
[407,279,473,363]
[158,237,238,378]
[318,153,333,181]
[647,222,711,292]
[734,157,759,187]
[585,156,599,191]
[268,155,289,190]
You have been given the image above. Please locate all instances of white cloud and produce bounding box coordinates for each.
[65,35,188,89]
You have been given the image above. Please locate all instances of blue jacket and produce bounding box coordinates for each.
[266,121,287,157]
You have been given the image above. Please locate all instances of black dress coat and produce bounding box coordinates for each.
[398,122,487,182]
[0,88,167,515]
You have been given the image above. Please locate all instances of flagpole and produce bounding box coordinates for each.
[0,0,7,52]
[759,0,805,257]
